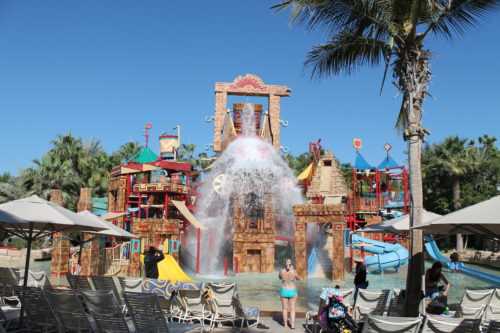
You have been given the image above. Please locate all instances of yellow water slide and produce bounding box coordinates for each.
[140,254,197,282]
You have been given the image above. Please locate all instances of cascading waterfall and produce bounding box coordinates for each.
[185,103,303,274]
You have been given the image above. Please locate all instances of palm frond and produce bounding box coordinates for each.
[273,0,400,44]
[422,0,500,40]
[304,32,391,78]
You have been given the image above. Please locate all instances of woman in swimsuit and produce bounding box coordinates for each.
[424,262,451,308]
[279,258,300,329]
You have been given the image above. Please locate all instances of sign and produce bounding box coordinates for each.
[169,240,180,253]
[130,239,141,253]
[353,138,362,149]
[384,143,392,151]
[296,223,306,231]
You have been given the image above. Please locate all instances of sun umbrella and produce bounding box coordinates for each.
[360,210,442,233]
[0,195,107,288]
[77,211,138,238]
[412,195,500,236]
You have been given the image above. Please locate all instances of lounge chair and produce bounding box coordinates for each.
[305,287,357,333]
[0,268,19,297]
[117,277,143,293]
[484,320,500,333]
[28,271,52,289]
[43,288,94,332]
[353,289,390,323]
[80,290,131,333]
[421,316,481,333]
[387,289,406,317]
[485,289,500,322]
[361,314,423,333]
[0,303,20,331]
[233,296,260,329]
[455,289,494,319]
[207,283,239,329]
[66,273,93,291]
[122,292,169,333]
[90,276,122,308]
[337,288,355,309]
[157,290,182,322]
[177,289,213,329]
[15,286,58,332]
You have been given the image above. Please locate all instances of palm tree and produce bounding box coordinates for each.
[112,141,142,164]
[422,136,473,250]
[273,0,499,315]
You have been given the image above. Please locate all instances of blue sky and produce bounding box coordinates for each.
[0,1,498,175]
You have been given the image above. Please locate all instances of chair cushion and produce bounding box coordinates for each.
[242,306,260,320]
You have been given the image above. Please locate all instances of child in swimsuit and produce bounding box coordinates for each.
[279,259,300,329]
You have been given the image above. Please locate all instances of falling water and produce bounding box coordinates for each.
[184,104,303,274]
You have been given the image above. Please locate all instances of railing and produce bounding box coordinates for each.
[101,242,131,276]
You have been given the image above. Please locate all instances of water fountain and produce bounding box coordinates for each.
[193,103,303,274]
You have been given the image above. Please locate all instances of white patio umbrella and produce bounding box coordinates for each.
[412,195,500,237]
[360,210,442,233]
[77,210,138,239]
[0,195,107,288]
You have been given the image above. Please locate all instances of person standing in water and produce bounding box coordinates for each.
[279,259,300,329]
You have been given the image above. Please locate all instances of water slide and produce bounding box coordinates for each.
[140,254,197,282]
[351,234,409,273]
[424,238,500,287]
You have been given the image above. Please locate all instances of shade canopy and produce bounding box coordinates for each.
[412,196,500,236]
[361,210,442,233]
[0,210,30,225]
[0,195,107,234]
[0,195,108,291]
[77,211,138,238]
[101,211,128,220]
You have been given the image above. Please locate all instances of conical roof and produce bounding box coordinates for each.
[377,155,400,170]
[129,147,159,164]
[354,152,373,171]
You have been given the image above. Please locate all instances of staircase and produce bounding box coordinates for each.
[310,232,333,278]
[101,242,131,276]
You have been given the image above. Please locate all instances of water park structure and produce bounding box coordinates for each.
[47,74,498,289]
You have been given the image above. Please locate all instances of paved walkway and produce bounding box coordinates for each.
[181,316,308,333]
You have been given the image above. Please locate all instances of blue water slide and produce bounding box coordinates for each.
[351,234,409,273]
[424,237,500,287]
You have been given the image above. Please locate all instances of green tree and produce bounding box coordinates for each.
[273,0,499,315]
[111,141,141,165]
[0,177,27,204]
[422,136,475,250]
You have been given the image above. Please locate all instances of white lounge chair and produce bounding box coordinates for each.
[387,289,406,317]
[178,289,213,329]
[455,289,494,319]
[422,316,481,333]
[353,289,390,323]
[362,314,423,333]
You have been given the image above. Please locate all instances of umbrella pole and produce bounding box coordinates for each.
[77,233,84,275]
[19,223,34,328]
[22,223,33,288]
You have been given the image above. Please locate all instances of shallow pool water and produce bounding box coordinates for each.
[196,261,499,312]
[17,259,499,313]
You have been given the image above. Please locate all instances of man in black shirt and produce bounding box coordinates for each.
[353,255,368,301]
[144,246,165,279]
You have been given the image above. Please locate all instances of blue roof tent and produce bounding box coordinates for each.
[377,155,400,170]
[354,153,374,171]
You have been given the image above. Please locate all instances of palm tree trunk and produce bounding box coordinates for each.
[395,47,431,316]
[405,133,425,317]
[453,179,464,251]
